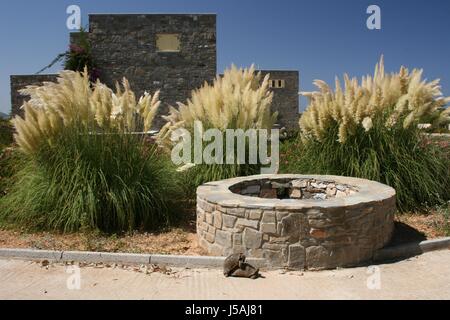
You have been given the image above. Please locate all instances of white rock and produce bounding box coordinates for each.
[336,190,347,198]
[326,187,337,197]
[313,193,327,200]
[311,182,327,189]
[291,179,308,188]
[289,188,302,199]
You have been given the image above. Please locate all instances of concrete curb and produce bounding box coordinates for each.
[0,249,63,261]
[373,237,450,262]
[62,251,151,265]
[0,237,448,269]
[0,248,266,269]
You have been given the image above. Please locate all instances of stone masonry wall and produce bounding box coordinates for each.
[10,15,301,130]
[88,14,217,129]
[198,197,395,270]
[10,74,58,117]
[259,71,299,130]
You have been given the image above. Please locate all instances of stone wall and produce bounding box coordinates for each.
[259,71,299,130]
[88,14,217,129]
[197,174,396,270]
[10,74,58,117]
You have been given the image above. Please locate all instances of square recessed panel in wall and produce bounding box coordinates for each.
[156,34,181,52]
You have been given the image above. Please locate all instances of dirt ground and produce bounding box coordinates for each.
[0,210,448,255]
[394,211,449,241]
[0,226,206,256]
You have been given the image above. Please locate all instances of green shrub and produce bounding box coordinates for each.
[0,118,13,149]
[180,162,261,200]
[280,120,450,211]
[35,28,100,79]
[64,28,100,81]
[1,70,180,233]
[158,65,277,191]
[0,127,181,232]
[0,119,15,197]
[0,147,23,198]
[282,58,450,212]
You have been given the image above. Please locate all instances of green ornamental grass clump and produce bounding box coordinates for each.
[0,69,180,232]
[282,57,450,212]
[158,65,277,194]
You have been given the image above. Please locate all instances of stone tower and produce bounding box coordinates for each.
[88,14,217,129]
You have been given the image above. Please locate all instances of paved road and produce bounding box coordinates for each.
[0,250,449,300]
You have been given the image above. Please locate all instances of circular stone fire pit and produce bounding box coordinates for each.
[197,174,396,270]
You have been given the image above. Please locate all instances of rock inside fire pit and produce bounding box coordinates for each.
[233,178,357,200]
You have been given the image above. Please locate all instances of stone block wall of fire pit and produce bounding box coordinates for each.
[197,174,396,270]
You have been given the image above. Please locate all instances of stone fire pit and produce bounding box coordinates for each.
[197,174,396,270]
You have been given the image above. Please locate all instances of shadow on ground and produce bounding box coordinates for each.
[358,222,429,267]
[388,221,427,247]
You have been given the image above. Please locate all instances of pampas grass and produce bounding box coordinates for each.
[157,65,277,192]
[1,70,180,232]
[158,64,276,147]
[0,130,180,232]
[285,57,450,212]
[14,68,160,154]
[300,56,450,143]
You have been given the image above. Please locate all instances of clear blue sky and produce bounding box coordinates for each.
[1,0,450,115]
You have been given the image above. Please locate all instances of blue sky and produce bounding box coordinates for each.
[1,0,450,115]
